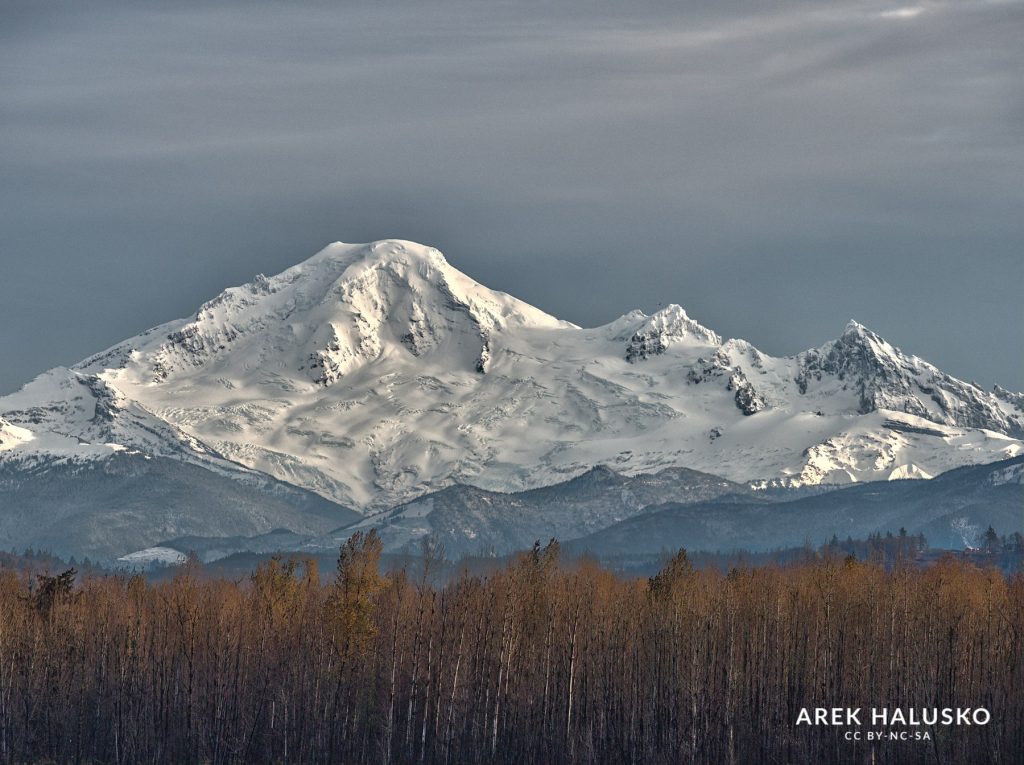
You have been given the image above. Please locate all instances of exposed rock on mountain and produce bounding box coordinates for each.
[624,305,721,362]
[727,371,766,416]
[796,321,1022,436]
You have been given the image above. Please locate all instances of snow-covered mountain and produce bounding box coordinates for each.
[2,240,1021,524]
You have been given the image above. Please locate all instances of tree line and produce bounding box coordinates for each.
[0,532,1021,764]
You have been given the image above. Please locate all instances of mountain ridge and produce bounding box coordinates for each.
[121,456,1024,564]
[1,240,1020,525]
[566,454,1024,556]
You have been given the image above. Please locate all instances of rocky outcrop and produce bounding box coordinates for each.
[994,385,1024,413]
[687,351,767,415]
[796,321,1023,436]
[728,371,767,415]
[625,305,720,362]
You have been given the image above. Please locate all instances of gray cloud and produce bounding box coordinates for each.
[2,0,1022,392]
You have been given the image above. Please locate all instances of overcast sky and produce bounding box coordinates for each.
[2,0,1022,393]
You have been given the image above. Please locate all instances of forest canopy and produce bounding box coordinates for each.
[0,534,1020,764]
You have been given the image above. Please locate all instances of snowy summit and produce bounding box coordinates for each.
[1,240,1021,514]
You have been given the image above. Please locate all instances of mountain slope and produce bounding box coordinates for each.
[567,456,1024,555]
[0,452,357,560]
[321,464,755,557]
[1,240,1020,527]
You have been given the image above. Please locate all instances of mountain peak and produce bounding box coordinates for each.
[245,240,453,307]
[3,238,1021,522]
[795,320,914,406]
[790,319,1024,437]
[296,239,447,270]
[840,319,894,348]
[96,240,569,385]
[624,304,721,362]
[834,319,903,359]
